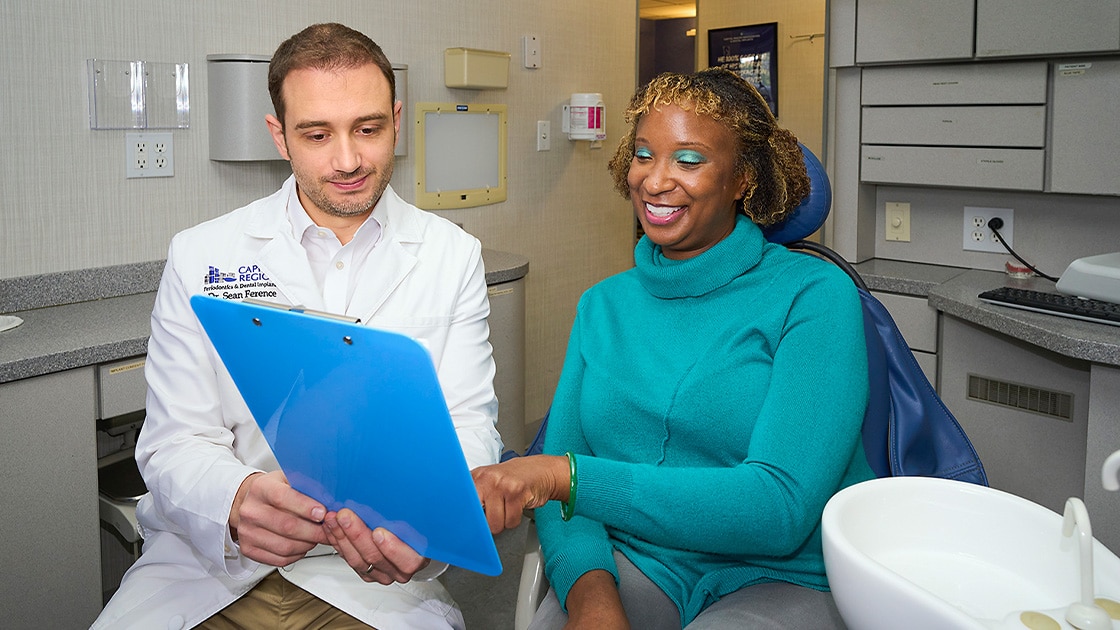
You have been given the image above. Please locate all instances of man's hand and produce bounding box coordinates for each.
[229,471,328,566]
[323,508,431,584]
[472,454,570,535]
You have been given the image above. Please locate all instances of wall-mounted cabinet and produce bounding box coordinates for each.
[860,62,1047,191]
[855,0,1120,66]
[1049,58,1120,196]
[855,0,974,64]
[860,62,1048,105]
[861,146,1045,191]
[975,0,1120,58]
[862,106,1045,147]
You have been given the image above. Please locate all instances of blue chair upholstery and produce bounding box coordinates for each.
[767,145,987,485]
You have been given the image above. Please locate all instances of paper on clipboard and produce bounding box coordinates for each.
[189,294,502,576]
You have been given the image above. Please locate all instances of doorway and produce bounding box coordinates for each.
[639,0,698,84]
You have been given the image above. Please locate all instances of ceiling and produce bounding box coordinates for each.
[639,0,696,20]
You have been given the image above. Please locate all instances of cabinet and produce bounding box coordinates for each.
[0,368,102,627]
[855,0,1120,64]
[871,291,938,385]
[855,0,975,64]
[975,0,1120,58]
[940,316,1091,515]
[860,62,1048,191]
[1048,58,1120,195]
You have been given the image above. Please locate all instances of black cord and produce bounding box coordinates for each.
[988,218,1059,282]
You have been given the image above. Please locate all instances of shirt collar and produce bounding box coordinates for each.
[284,182,387,246]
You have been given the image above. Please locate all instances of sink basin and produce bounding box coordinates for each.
[822,476,1120,630]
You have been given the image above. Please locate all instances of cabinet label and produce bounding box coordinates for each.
[109,360,146,375]
[1057,63,1090,77]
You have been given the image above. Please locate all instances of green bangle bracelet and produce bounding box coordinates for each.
[561,452,577,521]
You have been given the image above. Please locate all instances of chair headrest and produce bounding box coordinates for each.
[761,143,832,245]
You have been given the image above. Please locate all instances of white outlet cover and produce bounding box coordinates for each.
[962,206,1013,253]
[126,132,174,178]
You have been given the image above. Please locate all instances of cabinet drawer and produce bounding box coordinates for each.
[913,350,938,387]
[861,105,1045,148]
[871,291,938,353]
[97,356,147,419]
[861,62,1048,105]
[861,145,1044,190]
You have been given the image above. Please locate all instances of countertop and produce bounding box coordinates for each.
[1,250,529,384]
[4,255,1116,383]
[855,260,1120,368]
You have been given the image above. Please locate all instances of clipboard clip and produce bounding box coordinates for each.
[242,298,362,324]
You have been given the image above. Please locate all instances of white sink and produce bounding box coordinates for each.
[822,476,1120,629]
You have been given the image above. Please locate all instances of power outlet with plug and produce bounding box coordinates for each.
[126,132,174,179]
[962,206,1013,253]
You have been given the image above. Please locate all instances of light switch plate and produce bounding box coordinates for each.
[536,120,550,151]
[885,202,910,242]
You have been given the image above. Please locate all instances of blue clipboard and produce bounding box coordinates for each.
[189,294,502,576]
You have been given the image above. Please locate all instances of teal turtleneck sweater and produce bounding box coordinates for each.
[537,215,873,625]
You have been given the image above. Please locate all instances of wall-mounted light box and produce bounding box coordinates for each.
[87,59,190,130]
[414,102,507,210]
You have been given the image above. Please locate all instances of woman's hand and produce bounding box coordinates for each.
[564,570,630,630]
[471,454,570,534]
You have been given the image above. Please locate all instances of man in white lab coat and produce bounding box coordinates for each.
[92,23,502,630]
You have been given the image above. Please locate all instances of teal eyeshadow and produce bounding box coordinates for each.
[635,147,652,158]
[673,150,707,164]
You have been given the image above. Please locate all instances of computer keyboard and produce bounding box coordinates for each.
[978,286,1120,327]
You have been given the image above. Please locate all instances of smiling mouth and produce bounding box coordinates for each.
[328,173,370,191]
[645,202,683,219]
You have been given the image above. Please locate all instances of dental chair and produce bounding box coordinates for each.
[510,145,988,630]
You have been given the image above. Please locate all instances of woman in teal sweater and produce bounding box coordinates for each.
[474,69,872,629]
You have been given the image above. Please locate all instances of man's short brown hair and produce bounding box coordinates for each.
[268,22,395,126]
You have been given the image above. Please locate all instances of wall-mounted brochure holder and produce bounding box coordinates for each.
[414,102,507,210]
[87,59,189,130]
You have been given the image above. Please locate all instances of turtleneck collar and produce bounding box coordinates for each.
[634,214,766,299]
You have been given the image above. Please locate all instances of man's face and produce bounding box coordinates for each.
[266,63,401,222]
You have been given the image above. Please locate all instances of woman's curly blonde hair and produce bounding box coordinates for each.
[607,68,809,226]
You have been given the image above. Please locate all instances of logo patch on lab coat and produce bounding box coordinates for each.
[202,264,280,300]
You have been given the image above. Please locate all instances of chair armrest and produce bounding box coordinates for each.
[513,519,548,630]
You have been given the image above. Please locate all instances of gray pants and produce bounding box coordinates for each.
[527,551,847,630]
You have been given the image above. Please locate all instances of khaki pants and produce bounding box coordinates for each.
[198,571,374,629]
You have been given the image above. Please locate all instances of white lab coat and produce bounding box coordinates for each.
[92,177,502,630]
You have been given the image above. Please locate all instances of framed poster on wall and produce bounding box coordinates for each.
[708,22,778,117]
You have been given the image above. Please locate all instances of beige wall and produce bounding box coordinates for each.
[0,0,639,428]
[698,0,827,155]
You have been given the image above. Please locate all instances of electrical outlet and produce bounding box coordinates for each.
[126,132,174,178]
[962,206,1013,253]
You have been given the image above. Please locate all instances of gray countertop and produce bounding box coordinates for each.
[1,249,529,384]
[5,255,1115,383]
[855,260,1120,368]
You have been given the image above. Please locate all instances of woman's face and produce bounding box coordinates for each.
[627,104,749,260]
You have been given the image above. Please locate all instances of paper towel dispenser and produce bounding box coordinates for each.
[206,55,408,161]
